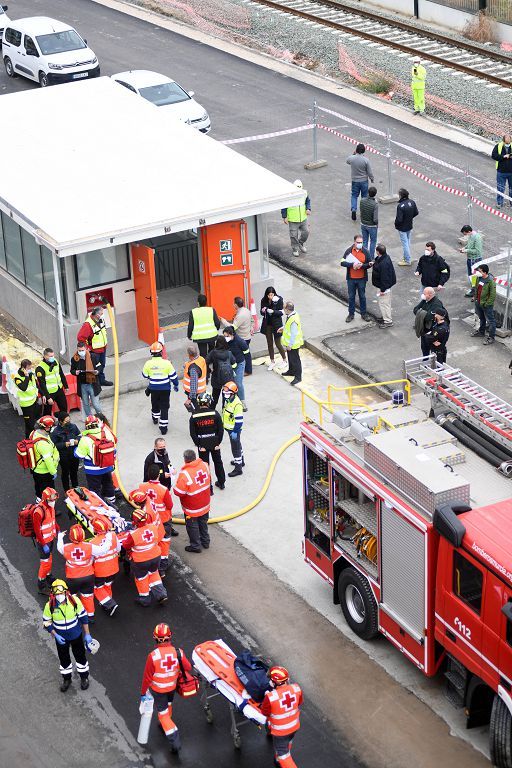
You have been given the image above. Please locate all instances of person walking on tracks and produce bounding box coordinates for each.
[281,179,311,257]
[411,56,426,115]
[142,341,179,435]
[140,623,193,754]
[260,666,304,768]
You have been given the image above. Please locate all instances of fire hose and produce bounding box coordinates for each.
[105,303,300,523]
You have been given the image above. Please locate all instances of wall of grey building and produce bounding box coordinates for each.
[0,269,59,354]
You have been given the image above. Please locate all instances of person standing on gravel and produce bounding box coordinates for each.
[492,134,512,208]
[281,179,311,258]
[346,144,374,221]
[394,188,419,267]
[411,56,426,115]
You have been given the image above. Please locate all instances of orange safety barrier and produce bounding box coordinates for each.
[51,373,81,413]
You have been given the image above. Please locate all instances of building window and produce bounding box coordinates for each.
[75,245,130,289]
[453,550,483,615]
[0,213,68,313]
[245,216,259,253]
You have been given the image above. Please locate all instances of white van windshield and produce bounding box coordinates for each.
[36,30,86,55]
[139,82,190,106]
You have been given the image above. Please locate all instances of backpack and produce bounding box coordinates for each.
[217,358,235,386]
[18,504,38,537]
[234,651,271,703]
[16,437,43,470]
[89,432,116,468]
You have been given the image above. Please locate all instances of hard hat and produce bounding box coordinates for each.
[84,414,100,428]
[222,381,238,394]
[129,489,147,508]
[269,666,289,685]
[197,392,212,407]
[153,623,172,642]
[92,517,111,534]
[69,524,85,543]
[413,55,421,62]
[51,578,68,594]
[41,487,59,503]
[150,341,163,354]
[132,508,148,527]
[293,179,303,188]
[38,415,56,430]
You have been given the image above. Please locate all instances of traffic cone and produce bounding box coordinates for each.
[158,329,168,359]
[1,356,7,394]
[250,298,259,332]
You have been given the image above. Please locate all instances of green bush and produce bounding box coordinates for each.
[359,76,393,94]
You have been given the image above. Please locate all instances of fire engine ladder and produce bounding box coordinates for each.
[403,355,512,450]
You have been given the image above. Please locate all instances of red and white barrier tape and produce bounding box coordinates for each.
[222,124,313,145]
[318,123,383,156]
[317,105,386,137]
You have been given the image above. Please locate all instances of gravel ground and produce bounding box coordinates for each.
[129,0,512,137]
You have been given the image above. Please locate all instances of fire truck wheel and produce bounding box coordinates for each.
[490,694,512,768]
[338,568,378,640]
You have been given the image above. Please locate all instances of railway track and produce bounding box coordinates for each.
[244,0,512,90]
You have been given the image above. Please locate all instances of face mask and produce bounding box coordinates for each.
[421,293,426,301]
[355,243,363,250]
[157,449,166,456]
[224,336,233,343]
[55,594,66,604]
[26,369,33,376]
[47,356,55,364]
[272,296,279,303]
[48,500,56,508]
[78,350,86,358]
[424,250,431,257]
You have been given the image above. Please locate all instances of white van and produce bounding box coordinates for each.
[2,16,100,87]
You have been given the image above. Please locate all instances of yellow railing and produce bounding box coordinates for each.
[300,388,371,426]
[327,378,411,412]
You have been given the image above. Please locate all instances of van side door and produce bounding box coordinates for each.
[22,34,39,79]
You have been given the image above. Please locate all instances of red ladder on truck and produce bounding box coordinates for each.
[404,355,512,450]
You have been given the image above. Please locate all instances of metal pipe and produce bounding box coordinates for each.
[441,414,512,462]
[503,243,512,332]
[52,250,66,356]
[437,415,502,468]
[312,100,318,164]
[386,127,393,196]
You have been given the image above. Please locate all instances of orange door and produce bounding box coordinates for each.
[200,221,250,321]
[131,244,159,345]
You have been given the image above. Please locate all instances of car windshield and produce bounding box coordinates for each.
[36,30,86,55]
[139,82,190,106]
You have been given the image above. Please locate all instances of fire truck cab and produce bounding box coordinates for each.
[301,373,512,766]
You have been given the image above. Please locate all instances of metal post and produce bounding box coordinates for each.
[503,244,512,333]
[465,165,474,229]
[304,100,327,170]
[52,250,66,356]
[379,126,399,203]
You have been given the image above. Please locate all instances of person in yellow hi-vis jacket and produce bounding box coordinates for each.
[411,56,426,115]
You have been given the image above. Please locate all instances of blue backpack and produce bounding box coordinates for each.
[234,651,270,703]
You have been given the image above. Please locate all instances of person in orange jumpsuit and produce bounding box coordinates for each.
[91,517,121,616]
[138,464,174,574]
[33,487,59,594]
[261,666,304,768]
[140,623,192,754]
[123,506,167,607]
[57,524,110,622]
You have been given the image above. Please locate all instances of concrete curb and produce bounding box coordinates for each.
[91,0,493,156]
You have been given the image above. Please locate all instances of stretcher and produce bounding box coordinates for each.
[192,639,267,749]
[65,487,131,542]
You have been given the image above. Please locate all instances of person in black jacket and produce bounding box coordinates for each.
[14,359,41,437]
[51,411,81,492]
[206,336,237,408]
[189,392,225,491]
[372,244,396,329]
[260,286,287,371]
[425,308,450,365]
[142,438,179,536]
[492,135,512,207]
[70,342,102,417]
[36,347,68,415]
[223,325,249,410]
[414,242,450,290]
[394,189,419,267]
[413,287,447,357]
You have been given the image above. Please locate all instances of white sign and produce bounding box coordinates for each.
[138,260,146,274]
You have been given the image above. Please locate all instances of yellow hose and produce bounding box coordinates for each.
[106,302,299,523]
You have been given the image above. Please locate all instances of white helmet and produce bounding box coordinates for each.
[293,179,303,188]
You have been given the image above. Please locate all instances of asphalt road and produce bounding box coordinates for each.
[0,401,357,768]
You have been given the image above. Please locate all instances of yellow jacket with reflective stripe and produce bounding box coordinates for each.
[411,64,426,88]
[191,307,217,340]
[86,316,108,349]
[282,312,304,349]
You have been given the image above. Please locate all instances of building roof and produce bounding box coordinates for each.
[0,77,303,257]
[460,501,512,588]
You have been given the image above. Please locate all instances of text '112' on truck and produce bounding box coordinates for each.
[301,356,512,767]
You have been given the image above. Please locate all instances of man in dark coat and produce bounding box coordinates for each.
[413,287,446,357]
[414,242,450,290]
[143,438,178,536]
[394,188,419,266]
[372,244,396,329]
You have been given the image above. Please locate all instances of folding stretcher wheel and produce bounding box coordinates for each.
[204,705,213,724]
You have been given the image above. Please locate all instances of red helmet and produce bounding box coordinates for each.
[269,666,289,686]
[92,517,111,534]
[132,508,148,527]
[153,623,172,642]
[129,490,147,508]
[222,381,238,394]
[69,524,85,543]
[150,341,163,354]
[38,415,56,430]
[41,487,59,503]
[85,414,99,428]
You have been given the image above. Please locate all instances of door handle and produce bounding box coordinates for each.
[124,288,135,293]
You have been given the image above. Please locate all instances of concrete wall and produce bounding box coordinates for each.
[369,0,512,43]
[0,269,59,354]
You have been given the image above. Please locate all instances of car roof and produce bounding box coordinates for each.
[7,17,76,35]
[111,70,176,88]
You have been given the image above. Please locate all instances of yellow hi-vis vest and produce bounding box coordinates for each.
[222,395,243,431]
[286,191,308,223]
[411,64,426,88]
[191,307,217,340]
[37,359,64,394]
[86,316,108,350]
[495,141,512,169]
[14,372,38,407]
[282,312,304,349]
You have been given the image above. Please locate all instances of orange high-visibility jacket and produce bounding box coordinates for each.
[261,684,303,736]
[128,524,162,562]
[173,458,211,518]
[91,531,120,578]
[139,480,173,523]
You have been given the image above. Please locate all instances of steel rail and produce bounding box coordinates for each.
[250,0,512,89]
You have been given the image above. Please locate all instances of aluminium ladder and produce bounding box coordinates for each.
[403,356,512,451]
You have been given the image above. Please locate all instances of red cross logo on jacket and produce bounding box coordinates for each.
[195,470,208,486]
[71,547,86,562]
[142,530,154,543]
[280,692,297,711]
[162,655,179,672]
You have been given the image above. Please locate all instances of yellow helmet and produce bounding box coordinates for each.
[51,578,68,594]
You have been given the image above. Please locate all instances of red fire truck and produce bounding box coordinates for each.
[302,360,512,767]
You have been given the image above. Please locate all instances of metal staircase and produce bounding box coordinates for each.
[404,356,512,450]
